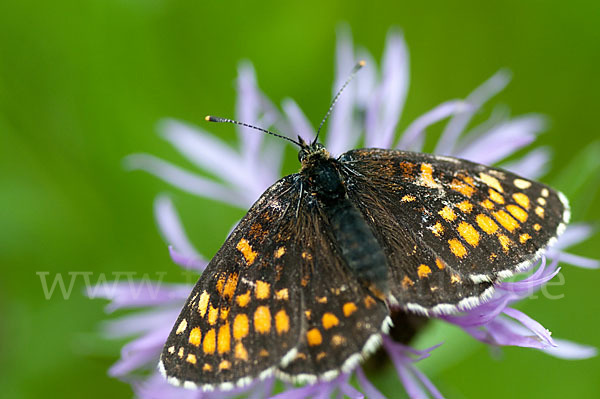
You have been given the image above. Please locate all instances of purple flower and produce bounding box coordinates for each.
[95,27,598,398]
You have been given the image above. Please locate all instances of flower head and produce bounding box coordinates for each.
[94,27,597,398]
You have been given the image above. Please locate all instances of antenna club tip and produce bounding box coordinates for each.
[358,60,366,67]
[205,115,212,121]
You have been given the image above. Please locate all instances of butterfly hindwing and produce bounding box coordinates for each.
[274,204,390,382]
[339,148,569,314]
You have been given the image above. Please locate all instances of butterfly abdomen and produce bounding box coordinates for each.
[304,158,389,294]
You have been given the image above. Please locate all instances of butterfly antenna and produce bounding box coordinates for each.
[313,60,365,145]
[205,116,302,147]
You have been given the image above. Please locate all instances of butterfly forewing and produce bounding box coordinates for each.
[160,175,304,390]
[339,148,569,314]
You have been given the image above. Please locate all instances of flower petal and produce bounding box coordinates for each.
[355,367,385,399]
[154,195,205,258]
[282,97,316,143]
[553,223,596,250]
[125,155,245,207]
[159,119,249,189]
[397,100,471,150]
[435,69,511,155]
[102,307,181,338]
[168,246,207,271]
[500,147,551,179]
[542,338,598,360]
[455,115,545,165]
[503,307,555,346]
[365,30,409,148]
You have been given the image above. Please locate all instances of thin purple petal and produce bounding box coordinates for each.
[553,223,596,250]
[355,367,385,399]
[397,100,472,150]
[282,97,316,142]
[125,155,244,207]
[542,339,598,360]
[168,246,207,271]
[326,25,358,155]
[550,251,600,269]
[102,307,180,338]
[436,69,511,155]
[159,119,250,189]
[455,115,545,164]
[236,62,264,163]
[110,325,170,376]
[503,307,555,346]
[500,147,551,179]
[154,195,206,259]
[365,30,409,148]
[91,280,190,312]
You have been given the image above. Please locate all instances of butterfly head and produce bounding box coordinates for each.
[297,136,330,165]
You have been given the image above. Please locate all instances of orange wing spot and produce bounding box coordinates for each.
[301,251,313,260]
[198,291,210,317]
[307,328,323,346]
[253,306,272,334]
[401,194,416,202]
[234,342,248,361]
[331,334,346,346]
[489,253,498,261]
[535,206,545,218]
[513,178,532,189]
[203,328,216,355]
[462,175,476,186]
[507,204,528,223]
[364,296,376,309]
[216,273,226,296]
[259,349,270,357]
[275,309,290,334]
[275,288,289,300]
[304,310,312,320]
[458,222,480,247]
[451,178,475,197]
[178,347,184,358]
[316,296,327,304]
[220,306,230,320]
[533,223,542,231]
[476,214,499,235]
[256,280,271,299]
[431,221,444,237]
[217,322,231,354]
[321,312,340,329]
[236,238,257,266]
[439,206,457,222]
[219,360,231,370]
[316,352,327,361]
[186,353,197,365]
[203,363,212,371]
[402,275,415,288]
[207,305,219,325]
[233,314,249,340]
[481,199,495,209]
[274,246,286,258]
[457,200,473,213]
[420,163,441,188]
[498,234,512,252]
[399,161,416,178]
[450,274,461,284]
[188,327,202,347]
[222,272,239,300]
[448,238,467,258]
[236,290,251,307]
[417,264,432,278]
[520,233,532,244]
[343,302,357,317]
[488,189,504,204]
[176,318,187,335]
[435,258,445,270]
[512,193,530,209]
[493,210,520,232]
[479,172,504,193]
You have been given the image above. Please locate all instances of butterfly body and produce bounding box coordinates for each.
[159,143,569,391]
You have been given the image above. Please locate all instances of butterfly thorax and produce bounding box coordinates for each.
[299,143,390,298]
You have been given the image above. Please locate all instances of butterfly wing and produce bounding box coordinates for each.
[159,173,390,389]
[159,174,304,390]
[338,148,569,315]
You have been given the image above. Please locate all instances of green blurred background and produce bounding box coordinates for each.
[1,1,599,398]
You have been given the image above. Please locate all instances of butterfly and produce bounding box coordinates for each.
[158,62,569,391]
